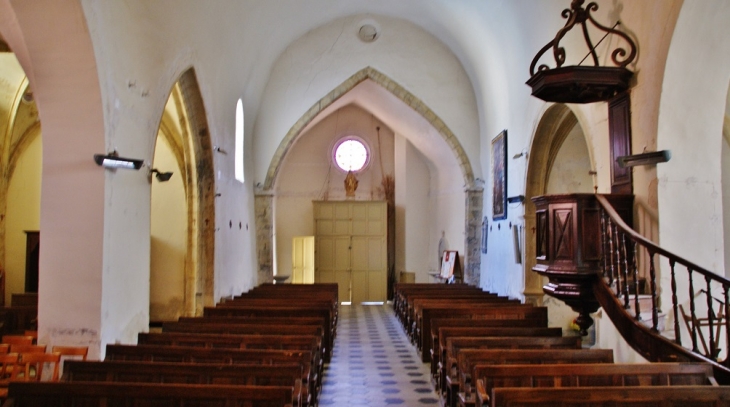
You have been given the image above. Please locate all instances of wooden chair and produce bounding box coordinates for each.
[1,336,33,346]
[23,331,37,344]
[14,352,61,382]
[0,353,19,399]
[9,344,46,354]
[0,344,9,354]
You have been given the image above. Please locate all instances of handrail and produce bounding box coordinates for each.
[596,194,730,368]
[597,195,730,286]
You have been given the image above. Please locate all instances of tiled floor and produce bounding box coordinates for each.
[319,304,441,406]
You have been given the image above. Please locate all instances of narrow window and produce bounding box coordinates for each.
[235,99,244,183]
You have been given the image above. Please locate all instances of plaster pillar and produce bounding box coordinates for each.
[464,187,483,286]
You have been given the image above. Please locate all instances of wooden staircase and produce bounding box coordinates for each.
[533,193,730,384]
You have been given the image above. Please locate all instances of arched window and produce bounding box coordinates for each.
[333,137,369,172]
[235,99,244,183]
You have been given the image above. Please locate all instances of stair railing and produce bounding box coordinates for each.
[596,194,730,365]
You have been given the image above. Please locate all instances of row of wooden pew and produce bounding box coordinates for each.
[2,283,338,407]
[394,282,730,407]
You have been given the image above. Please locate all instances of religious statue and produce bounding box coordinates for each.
[344,170,359,197]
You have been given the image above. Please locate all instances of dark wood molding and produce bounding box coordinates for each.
[609,92,633,194]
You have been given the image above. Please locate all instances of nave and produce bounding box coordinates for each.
[320,305,440,406]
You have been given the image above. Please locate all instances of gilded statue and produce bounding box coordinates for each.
[344,170,358,197]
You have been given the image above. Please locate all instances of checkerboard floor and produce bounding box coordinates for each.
[319,304,441,406]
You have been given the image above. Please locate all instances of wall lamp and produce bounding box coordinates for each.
[149,168,174,182]
[93,152,144,170]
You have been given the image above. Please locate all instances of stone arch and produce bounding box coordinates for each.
[176,68,216,314]
[258,66,482,286]
[263,66,475,190]
[523,104,588,304]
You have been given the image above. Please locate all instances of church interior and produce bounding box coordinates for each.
[1,0,730,404]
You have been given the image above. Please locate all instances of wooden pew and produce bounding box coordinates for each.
[474,362,718,407]
[440,336,582,393]
[410,298,520,341]
[418,306,549,362]
[393,284,483,323]
[203,306,334,362]
[451,349,614,407]
[105,344,315,404]
[430,319,552,376]
[406,294,506,330]
[138,331,323,392]
[63,360,304,407]
[489,385,730,407]
[5,381,295,407]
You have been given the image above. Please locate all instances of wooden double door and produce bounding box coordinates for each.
[313,201,387,303]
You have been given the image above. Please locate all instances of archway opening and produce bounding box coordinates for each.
[0,50,41,313]
[525,104,594,330]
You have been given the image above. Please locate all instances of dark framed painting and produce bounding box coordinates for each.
[492,130,507,220]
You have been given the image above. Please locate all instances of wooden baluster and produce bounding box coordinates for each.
[706,277,716,360]
[689,268,699,352]
[629,239,641,319]
[648,250,659,332]
[670,259,681,346]
[601,211,613,286]
[607,220,618,296]
[618,231,628,309]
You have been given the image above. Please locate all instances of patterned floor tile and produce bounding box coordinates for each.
[320,304,442,406]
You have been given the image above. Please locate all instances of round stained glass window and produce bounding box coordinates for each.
[334,138,369,172]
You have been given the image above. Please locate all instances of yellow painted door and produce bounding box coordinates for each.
[315,235,351,302]
[292,236,315,284]
[314,201,387,304]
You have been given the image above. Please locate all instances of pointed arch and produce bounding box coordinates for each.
[176,68,216,314]
[523,104,587,304]
[263,66,475,190]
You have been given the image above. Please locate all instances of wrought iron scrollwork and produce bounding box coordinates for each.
[529,0,637,76]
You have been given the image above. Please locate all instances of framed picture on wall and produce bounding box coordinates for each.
[492,129,507,220]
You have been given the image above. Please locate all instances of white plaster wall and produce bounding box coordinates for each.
[150,135,186,321]
[275,105,394,278]
[545,125,594,195]
[403,138,433,282]
[5,132,41,299]
[657,0,730,300]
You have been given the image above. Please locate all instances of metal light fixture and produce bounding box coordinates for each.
[93,152,144,170]
[149,168,174,182]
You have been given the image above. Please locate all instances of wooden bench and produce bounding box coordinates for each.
[473,362,718,407]
[63,360,305,406]
[417,306,549,362]
[105,344,316,404]
[393,284,484,323]
[411,298,521,341]
[450,349,614,407]
[489,385,730,407]
[203,306,334,362]
[440,336,582,393]
[4,381,295,407]
[138,331,323,389]
[430,319,552,376]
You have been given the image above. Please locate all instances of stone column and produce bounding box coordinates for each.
[464,187,484,286]
[254,193,274,284]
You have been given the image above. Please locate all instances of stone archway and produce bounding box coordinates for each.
[176,69,216,314]
[257,66,483,285]
[524,104,586,305]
